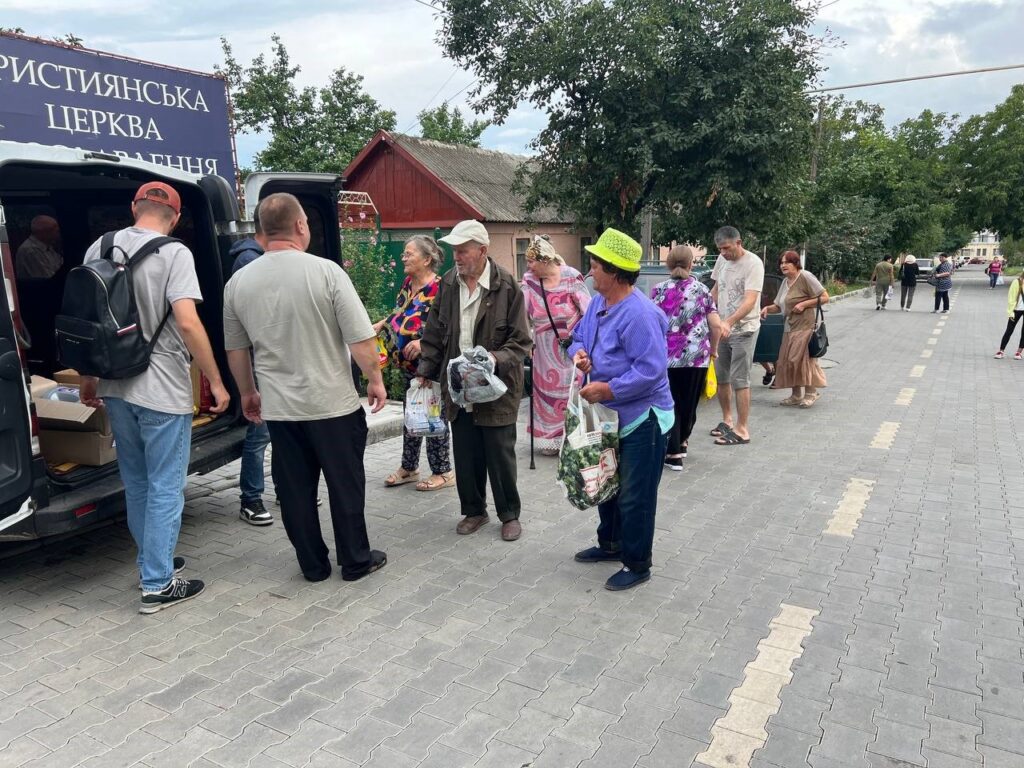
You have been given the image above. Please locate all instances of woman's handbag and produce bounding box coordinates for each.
[808,298,828,359]
[556,375,620,510]
[704,362,718,400]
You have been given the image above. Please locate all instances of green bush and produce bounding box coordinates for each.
[341,229,397,322]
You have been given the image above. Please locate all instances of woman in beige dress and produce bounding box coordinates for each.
[761,251,830,408]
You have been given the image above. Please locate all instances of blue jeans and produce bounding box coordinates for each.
[597,412,667,573]
[104,398,192,592]
[240,421,271,502]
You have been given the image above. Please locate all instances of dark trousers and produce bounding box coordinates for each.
[900,284,916,309]
[597,412,667,573]
[1000,311,1024,351]
[450,410,520,522]
[267,409,372,580]
[934,290,950,311]
[667,367,707,455]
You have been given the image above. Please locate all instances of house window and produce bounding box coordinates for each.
[579,236,594,275]
[980,248,987,257]
[515,238,530,279]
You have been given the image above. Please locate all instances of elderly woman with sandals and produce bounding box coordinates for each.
[377,236,456,492]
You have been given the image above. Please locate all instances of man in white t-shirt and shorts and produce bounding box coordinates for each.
[709,226,764,445]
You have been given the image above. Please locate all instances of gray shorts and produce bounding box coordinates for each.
[715,331,758,390]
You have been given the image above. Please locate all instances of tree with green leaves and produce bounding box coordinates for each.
[436,0,821,242]
[1,28,84,47]
[418,103,489,146]
[955,84,1024,240]
[218,36,396,173]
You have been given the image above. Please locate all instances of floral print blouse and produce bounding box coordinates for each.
[650,276,718,368]
[386,275,440,374]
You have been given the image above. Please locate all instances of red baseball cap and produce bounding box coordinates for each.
[134,182,181,214]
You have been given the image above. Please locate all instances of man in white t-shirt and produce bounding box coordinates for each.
[709,226,764,445]
[80,182,230,614]
[223,193,388,584]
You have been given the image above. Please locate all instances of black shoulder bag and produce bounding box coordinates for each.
[808,297,828,358]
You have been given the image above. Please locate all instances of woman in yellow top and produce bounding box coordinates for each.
[994,272,1024,360]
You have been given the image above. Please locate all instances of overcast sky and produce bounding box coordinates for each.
[3,0,1022,166]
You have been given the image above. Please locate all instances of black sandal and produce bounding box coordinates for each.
[762,364,776,386]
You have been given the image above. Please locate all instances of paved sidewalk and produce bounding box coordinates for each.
[1,265,1021,768]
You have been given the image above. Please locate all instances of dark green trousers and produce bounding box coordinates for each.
[450,410,521,522]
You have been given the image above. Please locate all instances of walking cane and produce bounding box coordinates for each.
[527,356,536,469]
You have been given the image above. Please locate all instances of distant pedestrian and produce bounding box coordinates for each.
[522,236,590,456]
[994,272,1024,359]
[761,251,829,408]
[986,257,1003,289]
[569,228,674,591]
[416,220,532,542]
[709,226,763,446]
[870,255,895,310]
[377,235,454,491]
[650,245,721,470]
[79,182,230,613]
[224,193,388,583]
[227,206,274,526]
[898,254,919,311]
[932,253,953,313]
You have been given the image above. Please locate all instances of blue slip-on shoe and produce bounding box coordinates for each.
[605,567,650,591]
[575,546,621,563]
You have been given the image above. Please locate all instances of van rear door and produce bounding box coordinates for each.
[243,173,343,263]
[0,226,34,523]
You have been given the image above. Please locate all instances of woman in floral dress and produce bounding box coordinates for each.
[650,245,722,470]
[521,237,591,455]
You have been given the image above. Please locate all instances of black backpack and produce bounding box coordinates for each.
[55,232,181,379]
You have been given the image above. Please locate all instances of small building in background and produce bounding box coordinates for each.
[344,131,593,277]
[957,230,1002,261]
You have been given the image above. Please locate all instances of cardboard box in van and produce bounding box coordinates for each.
[53,369,81,387]
[31,376,116,466]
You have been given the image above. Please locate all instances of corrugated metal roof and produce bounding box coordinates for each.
[391,134,572,224]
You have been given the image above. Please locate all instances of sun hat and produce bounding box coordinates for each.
[134,181,181,214]
[585,228,642,273]
[439,220,490,247]
[904,254,916,264]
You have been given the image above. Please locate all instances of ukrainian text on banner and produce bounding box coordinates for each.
[0,34,236,185]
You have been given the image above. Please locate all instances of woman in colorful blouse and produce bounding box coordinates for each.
[376,236,454,491]
[650,245,722,470]
[522,236,591,455]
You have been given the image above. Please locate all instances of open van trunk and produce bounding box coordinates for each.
[0,149,247,537]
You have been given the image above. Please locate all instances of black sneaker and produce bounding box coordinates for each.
[342,550,388,581]
[664,456,683,472]
[139,577,205,614]
[138,556,186,591]
[240,499,274,526]
[574,546,621,562]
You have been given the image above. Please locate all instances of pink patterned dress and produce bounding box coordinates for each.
[522,267,591,450]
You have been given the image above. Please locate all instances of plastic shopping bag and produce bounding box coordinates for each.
[446,346,508,407]
[405,379,447,438]
[885,285,894,302]
[704,363,718,400]
[556,376,620,511]
[997,275,1005,286]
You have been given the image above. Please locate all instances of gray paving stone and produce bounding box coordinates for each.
[868,717,927,766]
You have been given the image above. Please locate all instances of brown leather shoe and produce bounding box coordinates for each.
[501,520,522,541]
[456,515,489,535]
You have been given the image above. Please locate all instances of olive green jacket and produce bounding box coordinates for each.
[416,258,532,426]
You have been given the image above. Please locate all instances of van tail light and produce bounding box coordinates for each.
[73,504,97,518]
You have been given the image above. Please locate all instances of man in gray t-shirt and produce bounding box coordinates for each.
[708,225,764,445]
[80,182,229,613]
[224,193,388,584]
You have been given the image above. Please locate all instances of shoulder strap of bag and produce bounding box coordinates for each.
[539,281,563,341]
[815,297,824,327]
[127,235,181,348]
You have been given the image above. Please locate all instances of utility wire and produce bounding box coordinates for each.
[401,67,459,133]
[808,62,1024,94]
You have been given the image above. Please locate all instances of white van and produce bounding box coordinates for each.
[0,142,343,540]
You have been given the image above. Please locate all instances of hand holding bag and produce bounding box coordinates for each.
[405,379,447,438]
[556,375,620,510]
[704,361,718,400]
[808,298,828,359]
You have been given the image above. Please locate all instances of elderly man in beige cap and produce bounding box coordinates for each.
[416,220,532,541]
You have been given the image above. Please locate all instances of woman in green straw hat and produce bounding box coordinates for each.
[566,228,675,591]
